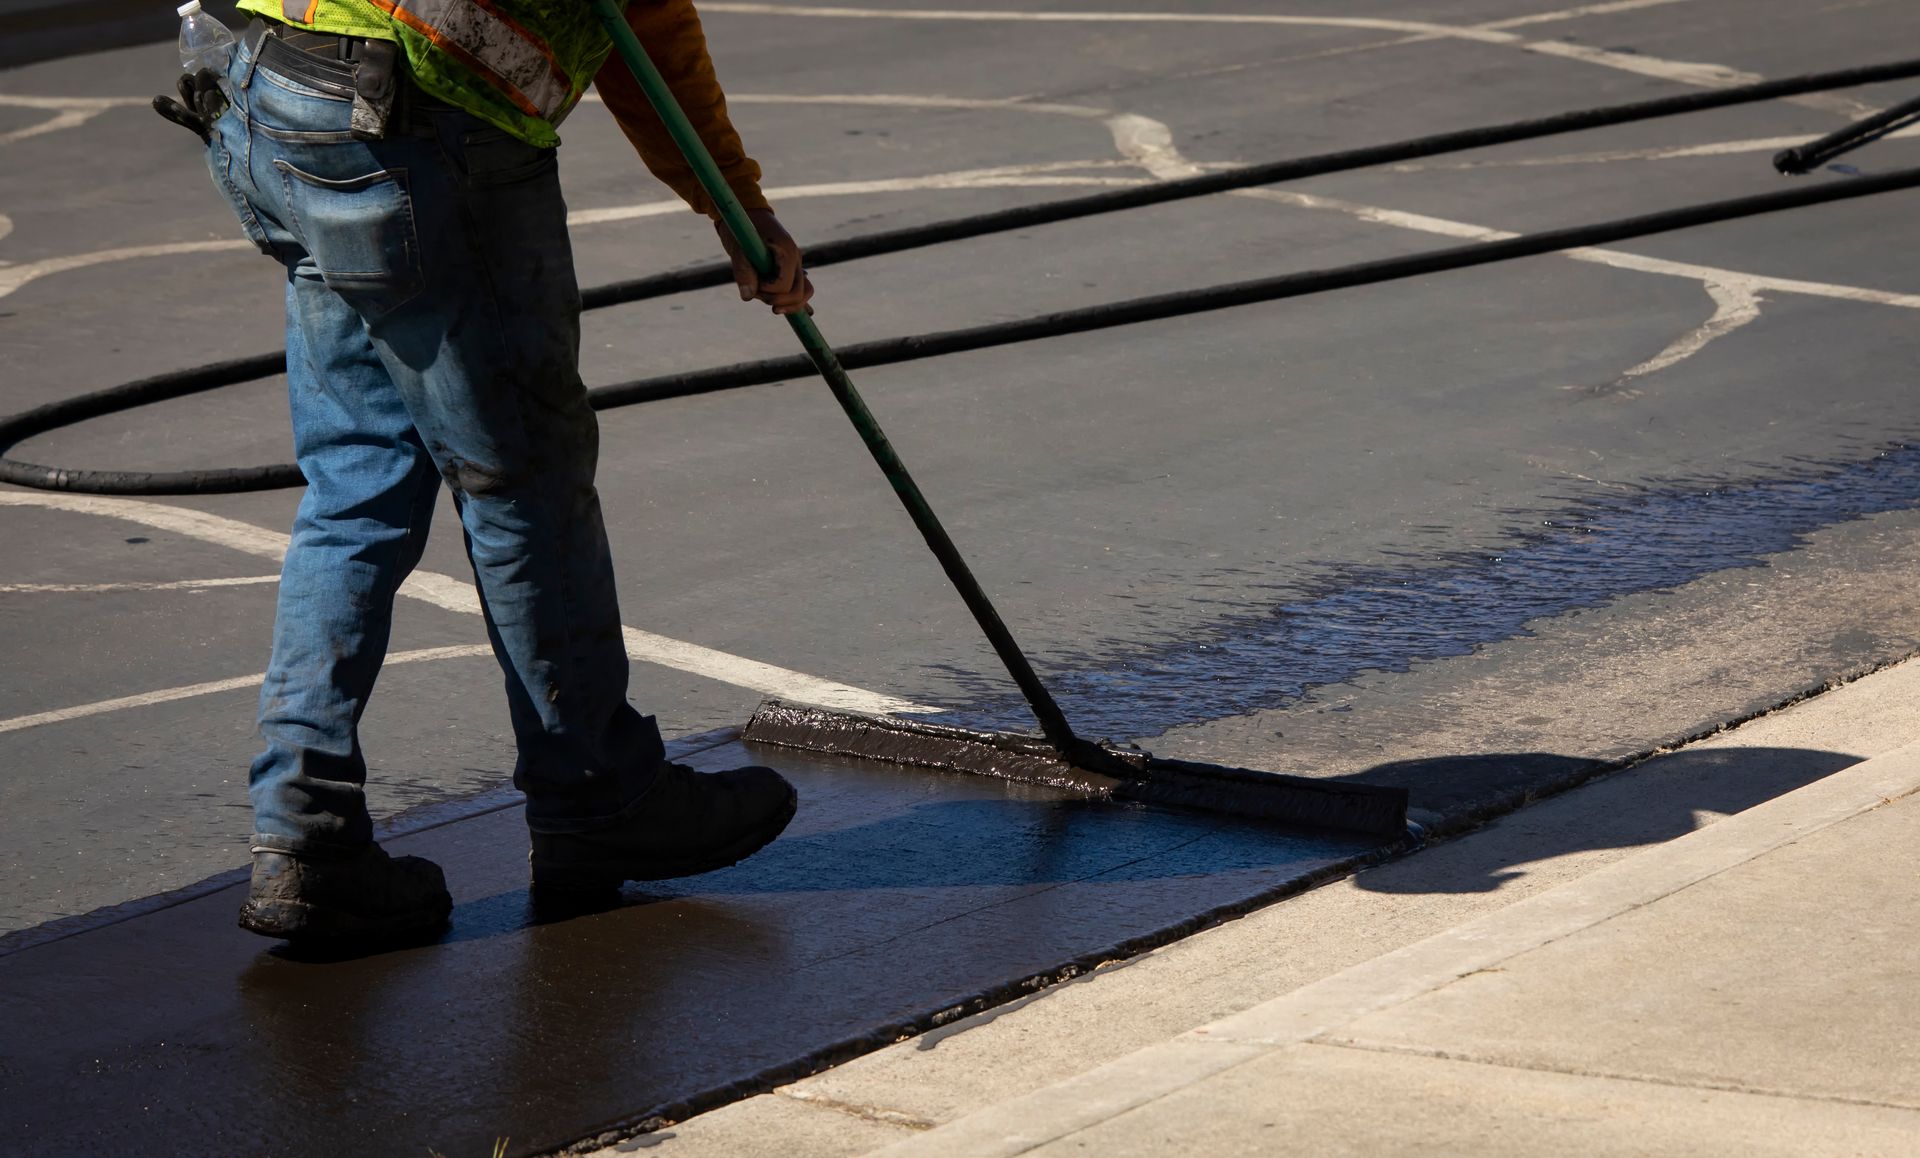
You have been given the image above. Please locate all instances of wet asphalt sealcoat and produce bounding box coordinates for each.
[0,741,1377,1157]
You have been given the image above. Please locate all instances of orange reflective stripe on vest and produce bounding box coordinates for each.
[367,0,571,119]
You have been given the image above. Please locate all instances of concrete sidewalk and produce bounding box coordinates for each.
[603,661,1920,1157]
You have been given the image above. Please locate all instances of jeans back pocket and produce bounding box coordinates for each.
[275,159,424,321]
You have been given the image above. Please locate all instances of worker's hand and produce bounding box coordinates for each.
[717,208,815,315]
[152,69,227,145]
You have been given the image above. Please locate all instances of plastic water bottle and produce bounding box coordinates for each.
[177,0,235,95]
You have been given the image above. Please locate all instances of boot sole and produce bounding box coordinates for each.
[237,895,452,943]
[529,785,799,892]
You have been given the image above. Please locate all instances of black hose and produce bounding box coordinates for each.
[0,352,296,493]
[584,54,1920,310]
[1775,91,1920,174]
[586,167,1920,404]
[10,57,1920,494]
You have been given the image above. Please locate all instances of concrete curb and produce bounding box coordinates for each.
[872,737,1920,1157]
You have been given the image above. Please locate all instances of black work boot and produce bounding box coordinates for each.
[528,762,798,891]
[238,841,453,943]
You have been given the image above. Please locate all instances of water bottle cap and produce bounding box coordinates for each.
[176,0,201,15]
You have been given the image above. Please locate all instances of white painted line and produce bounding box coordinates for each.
[1564,246,1920,309]
[0,240,255,300]
[1221,185,1919,375]
[565,163,1139,226]
[0,94,147,147]
[725,92,1110,118]
[1246,0,1703,73]
[4,62,1890,303]
[1610,278,1761,388]
[1477,0,1699,31]
[0,94,150,111]
[2,165,1141,294]
[1391,123,1920,171]
[1517,36,1756,89]
[0,575,280,594]
[0,491,293,557]
[1216,180,1920,307]
[876,741,1920,1156]
[698,2,1848,113]
[0,644,492,735]
[1120,114,1920,382]
[1107,108,1915,318]
[0,88,1130,299]
[1,108,106,146]
[699,4,1521,43]
[0,490,938,715]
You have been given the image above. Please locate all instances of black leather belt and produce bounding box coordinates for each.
[245,19,412,137]
[246,20,365,99]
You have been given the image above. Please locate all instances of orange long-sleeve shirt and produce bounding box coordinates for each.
[593,0,771,218]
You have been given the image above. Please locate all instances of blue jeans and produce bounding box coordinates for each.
[208,36,663,855]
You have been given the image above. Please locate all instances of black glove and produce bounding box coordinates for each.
[152,68,229,144]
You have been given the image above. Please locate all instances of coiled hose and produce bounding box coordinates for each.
[7,56,1920,495]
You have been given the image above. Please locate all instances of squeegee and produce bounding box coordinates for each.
[592,0,1409,838]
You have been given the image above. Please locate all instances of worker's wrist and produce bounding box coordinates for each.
[710,186,771,217]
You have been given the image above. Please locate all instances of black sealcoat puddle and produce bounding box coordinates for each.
[0,742,1374,1158]
[934,442,1920,741]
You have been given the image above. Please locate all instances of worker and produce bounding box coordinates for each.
[153,0,810,943]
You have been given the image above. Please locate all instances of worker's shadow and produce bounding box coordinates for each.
[1334,744,1859,894]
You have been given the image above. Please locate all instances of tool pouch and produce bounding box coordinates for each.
[350,40,397,140]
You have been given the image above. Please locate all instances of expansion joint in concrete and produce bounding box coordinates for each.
[1307,1038,1920,1114]
[778,1087,937,1131]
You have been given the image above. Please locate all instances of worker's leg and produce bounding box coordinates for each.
[349,115,666,831]
[209,34,451,940]
[192,39,446,854]
[358,116,796,883]
[224,38,790,903]
[247,273,443,854]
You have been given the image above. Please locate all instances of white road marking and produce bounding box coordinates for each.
[699,4,1520,43]
[1249,0,1702,75]
[576,91,1113,117]
[1518,36,1754,89]
[0,575,280,594]
[1610,278,1762,388]
[1477,0,1700,31]
[1106,112,1204,178]
[0,240,255,301]
[0,644,493,736]
[1562,245,1920,309]
[0,490,937,715]
[0,91,1132,298]
[0,94,147,146]
[1392,122,1920,171]
[1112,114,1920,385]
[698,2,1862,115]
[1,50,1892,302]
[565,162,1140,226]
[1224,182,1920,376]
[0,163,1140,295]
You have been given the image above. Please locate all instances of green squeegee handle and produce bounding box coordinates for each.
[592,0,1104,762]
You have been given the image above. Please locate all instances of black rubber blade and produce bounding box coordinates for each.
[743,701,1410,837]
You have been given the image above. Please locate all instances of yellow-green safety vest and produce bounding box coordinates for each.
[238,0,611,146]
